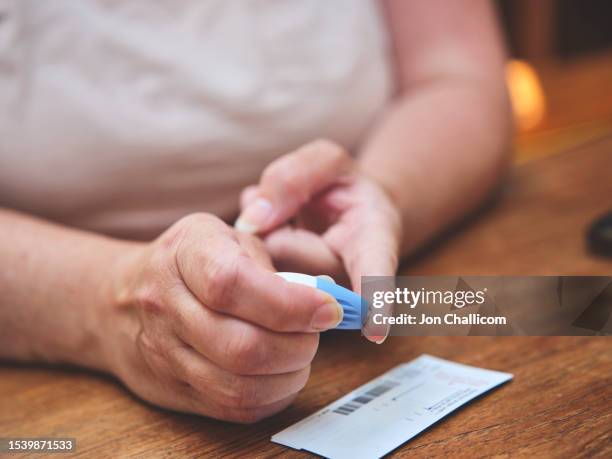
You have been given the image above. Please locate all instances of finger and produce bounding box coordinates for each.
[192,391,299,424]
[169,344,310,409]
[327,223,397,344]
[323,181,402,292]
[263,226,346,281]
[324,198,401,343]
[235,139,352,234]
[176,228,344,332]
[240,185,259,210]
[235,231,275,271]
[326,220,399,294]
[170,285,320,374]
[329,220,398,343]
[361,276,397,344]
[297,182,351,233]
[129,330,220,416]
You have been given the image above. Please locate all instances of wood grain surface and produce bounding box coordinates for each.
[1,136,611,458]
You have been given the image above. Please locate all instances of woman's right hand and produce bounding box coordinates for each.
[102,213,343,423]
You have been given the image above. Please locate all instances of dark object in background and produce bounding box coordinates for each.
[557,0,612,58]
[497,0,612,59]
[587,211,612,258]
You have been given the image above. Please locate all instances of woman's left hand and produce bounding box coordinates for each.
[236,140,402,342]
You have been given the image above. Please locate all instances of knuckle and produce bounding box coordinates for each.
[223,327,264,374]
[158,220,189,253]
[147,233,184,282]
[136,330,167,363]
[135,284,166,316]
[154,213,222,274]
[136,330,155,354]
[205,256,240,308]
[170,213,226,249]
[165,214,209,249]
[176,212,218,229]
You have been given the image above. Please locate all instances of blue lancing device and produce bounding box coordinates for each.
[276,272,367,330]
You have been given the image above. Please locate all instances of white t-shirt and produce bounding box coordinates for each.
[0,0,393,237]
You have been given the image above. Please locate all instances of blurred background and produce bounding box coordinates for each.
[496,0,612,163]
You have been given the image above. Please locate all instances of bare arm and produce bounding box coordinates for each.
[0,208,333,421]
[360,0,513,254]
[0,208,133,369]
[233,1,512,302]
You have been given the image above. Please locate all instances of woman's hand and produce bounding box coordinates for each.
[103,213,343,423]
[235,140,402,342]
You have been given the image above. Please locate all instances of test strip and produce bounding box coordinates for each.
[272,354,513,458]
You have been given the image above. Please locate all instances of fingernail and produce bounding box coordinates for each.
[366,335,388,344]
[311,301,344,330]
[235,198,273,233]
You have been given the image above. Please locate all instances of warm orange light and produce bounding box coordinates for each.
[506,59,547,131]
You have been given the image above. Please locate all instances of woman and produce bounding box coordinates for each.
[0,0,511,422]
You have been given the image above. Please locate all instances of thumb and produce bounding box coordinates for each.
[235,139,352,234]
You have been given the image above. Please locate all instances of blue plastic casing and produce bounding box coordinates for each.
[315,277,368,329]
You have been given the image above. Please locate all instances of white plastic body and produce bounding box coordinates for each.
[275,272,317,288]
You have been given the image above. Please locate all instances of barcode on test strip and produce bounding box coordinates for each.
[333,380,400,415]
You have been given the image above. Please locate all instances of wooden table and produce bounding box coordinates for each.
[1,136,611,458]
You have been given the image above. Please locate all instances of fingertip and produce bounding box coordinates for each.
[274,273,344,332]
[365,335,387,344]
[234,216,258,234]
[235,198,273,234]
[311,299,344,331]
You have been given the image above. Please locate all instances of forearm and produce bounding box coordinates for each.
[0,209,140,370]
[359,79,512,255]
